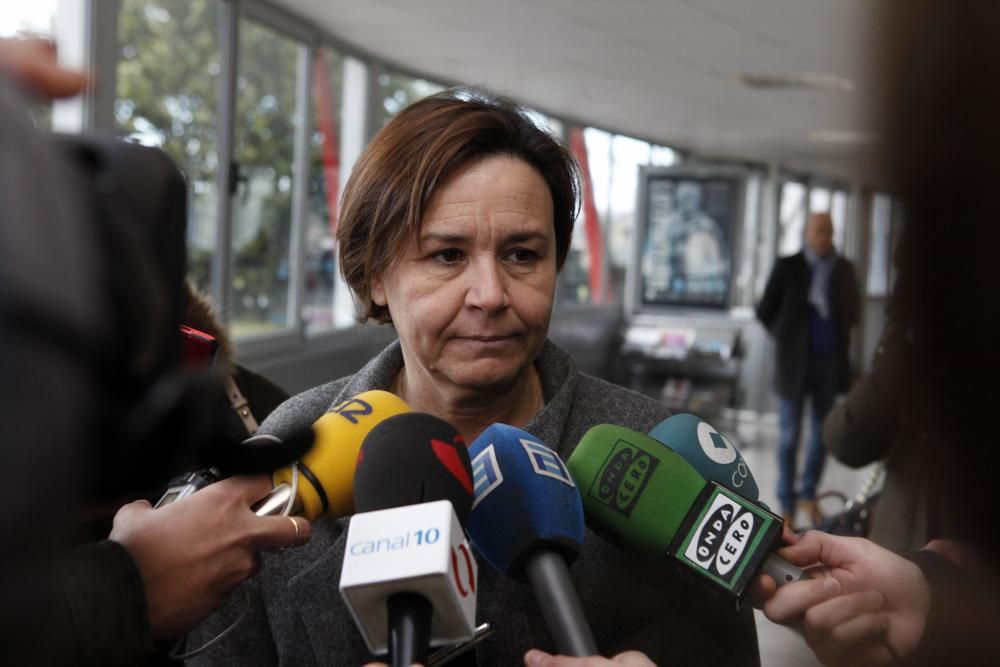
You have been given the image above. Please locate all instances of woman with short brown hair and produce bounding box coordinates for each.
[192,89,758,666]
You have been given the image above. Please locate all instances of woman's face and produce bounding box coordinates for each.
[371,155,557,393]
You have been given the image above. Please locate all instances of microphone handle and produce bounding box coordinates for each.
[251,482,302,516]
[760,553,810,587]
[387,592,432,667]
[524,550,598,656]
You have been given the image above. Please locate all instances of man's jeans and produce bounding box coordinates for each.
[777,357,837,515]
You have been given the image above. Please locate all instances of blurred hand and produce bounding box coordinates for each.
[524,649,656,666]
[109,475,311,638]
[752,531,930,666]
[0,37,89,99]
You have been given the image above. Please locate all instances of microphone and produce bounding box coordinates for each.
[253,390,411,519]
[156,390,410,518]
[340,413,477,667]
[648,414,806,586]
[648,413,760,501]
[466,424,596,656]
[566,424,786,602]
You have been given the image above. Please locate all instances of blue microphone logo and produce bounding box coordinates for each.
[471,445,504,508]
[520,439,575,487]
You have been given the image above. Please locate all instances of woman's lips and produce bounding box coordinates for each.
[453,334,521,348]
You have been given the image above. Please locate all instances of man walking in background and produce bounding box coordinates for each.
[757,212,860,528]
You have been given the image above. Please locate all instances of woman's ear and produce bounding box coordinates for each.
[371,274,387,307]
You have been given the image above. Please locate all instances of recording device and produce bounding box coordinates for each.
[649,413,760,501]
[466,424,596,656]
[566,425,793,602]
[154,468,221,508]
[340,413,477,667]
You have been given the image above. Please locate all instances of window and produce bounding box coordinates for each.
[229,18,305,336]
[651,144,679,167]
[778,180,807,256]
[376,70,444,126]
[560,127,682,305]
[831,189,848,252]
[302,46,345,335]
[115,0,221,294]
[1,1,59,128]
[867,194,892,297]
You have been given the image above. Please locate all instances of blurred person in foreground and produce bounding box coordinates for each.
[757,211,860,528]
[190,90,759,665]
[752,0,999,664]
[0,38,311,665]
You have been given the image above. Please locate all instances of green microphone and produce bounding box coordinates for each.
[567,424,785,602]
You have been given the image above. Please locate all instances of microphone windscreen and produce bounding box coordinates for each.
[648,413,759,501]
[221,426,314,475]
[566,425,706,556]
[353,413,473,526]
[272,390,410,520]
[466,424,584,579]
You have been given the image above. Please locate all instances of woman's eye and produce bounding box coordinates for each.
[432,248,464,265]
[507,248,539,264]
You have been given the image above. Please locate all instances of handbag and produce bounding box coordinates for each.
[815,462,884,537]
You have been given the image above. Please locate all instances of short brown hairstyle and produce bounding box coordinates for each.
[337,89,580,323]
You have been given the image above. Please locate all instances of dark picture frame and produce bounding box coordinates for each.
[628,166,746,314]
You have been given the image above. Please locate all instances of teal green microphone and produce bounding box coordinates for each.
[567,425,787,601]
[648,413,760,502]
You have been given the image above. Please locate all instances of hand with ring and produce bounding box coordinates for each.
[109,475,312,638]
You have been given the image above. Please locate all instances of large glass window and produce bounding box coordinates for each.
[229,18,305,336]
[831,189,848,252]
[867,194,892,297]
[377,70,443,126]
[0,3,56,36]
[778,180,807,256]
[302,45,345,335]
[115,0,221,293]
[1,1,59,128]
[560,127,682,305]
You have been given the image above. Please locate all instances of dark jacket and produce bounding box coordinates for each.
[756,251,860,399]
[189,340,760,666]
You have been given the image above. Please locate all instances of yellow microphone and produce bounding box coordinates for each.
[253,390,410,520]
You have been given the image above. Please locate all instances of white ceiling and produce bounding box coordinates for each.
[273,0,883,183]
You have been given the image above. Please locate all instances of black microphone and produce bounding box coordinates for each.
[341,413,476,667]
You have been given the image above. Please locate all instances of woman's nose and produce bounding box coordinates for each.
[464,258,509,313]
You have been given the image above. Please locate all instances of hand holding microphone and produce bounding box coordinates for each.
[110,475,311,638]
[753,531,930,666]
[566,424,788,602]
[136,390,409,640]
[648,413,805,587]
[466,424,596,656]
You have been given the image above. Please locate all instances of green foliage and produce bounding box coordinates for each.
[114,0,445,330]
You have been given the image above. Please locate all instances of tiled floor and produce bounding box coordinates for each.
[718,412,879,667]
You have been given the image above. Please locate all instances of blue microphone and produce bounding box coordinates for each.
[467,424,596,656]
[648,413,760,501]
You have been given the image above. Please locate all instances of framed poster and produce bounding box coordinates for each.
[630,166,746,313]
